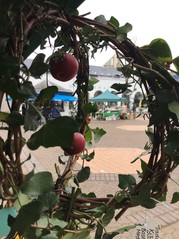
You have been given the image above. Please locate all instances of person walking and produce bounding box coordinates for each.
[132,102,137,119]
[50,101,61,119]
[42,103,51,122]
[121,103,128,119]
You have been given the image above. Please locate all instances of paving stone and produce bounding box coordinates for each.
[20,117,179,237]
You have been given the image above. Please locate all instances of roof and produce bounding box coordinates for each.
[89,65,122,77]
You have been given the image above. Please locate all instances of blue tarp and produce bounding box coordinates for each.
[7,94,77,102]
[52,94,77,102]
[173,75,179,82]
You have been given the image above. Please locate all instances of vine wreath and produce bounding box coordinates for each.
[0,1,179,238]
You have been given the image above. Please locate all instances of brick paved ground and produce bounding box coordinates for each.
[17,117,179,238]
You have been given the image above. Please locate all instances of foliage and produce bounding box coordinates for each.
[0,0,179,238]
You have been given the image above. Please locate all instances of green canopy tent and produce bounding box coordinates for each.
[89,90,127,119]
[89,90,122,102]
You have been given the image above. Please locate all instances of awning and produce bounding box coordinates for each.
[89,90,121,102]
[52,94,77,102]
[7,94,77,102]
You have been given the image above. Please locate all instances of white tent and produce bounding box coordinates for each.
[30,77,75,116]
[30,77,72,94]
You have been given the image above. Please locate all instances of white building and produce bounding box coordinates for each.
[26,57,143,110]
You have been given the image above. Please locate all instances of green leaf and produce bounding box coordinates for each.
[139,68,159,80]
[102,225,137,239]
[7,200,43,238]
[94,15,107,24]
[145,127,154,143]
[23,30,49,59]
[81,192,96,198]
[29,53,49,78]
[0,80,19,99]
[83,103,98,116]
[116,32,127,41]
[101,207,115,227]
[36,86,58,104]
[61,233,73,239]
[149,104,172,126]
[0,79,36,100]
[82,26,100,43]
[81,150,95,162]
[110,83,131,94]
[27,116,79,150]
[116,23,132,41]
[24,104,41,132]
[91,127,106,143]
[118,174,136,190]
[131,184,156,209]
[6,111,24,128]
[57,231,91,239]
[0,55,19,76]
[85,126,93,143]
[87,205,107,217]
[88,85,94,91]
[115,192,127,203]
[168,101,179,120]
[156,90,174,104]
[72,230,91,239]
[158,192,167,202]
[108,16,119,28]
[14,191,31,211]
[165,131,179,154]
[140,159,147,173]
[21,172,54,196]
[117,23,132,34]
[171,192,179,203]
[89,77,99,86]
[38,192,58,210]
[141,38,172,63]
[95,224,103,239]
[55,31,71,48]
[20,81,37,98]
[76,166,90,183]
[0,112,10,122]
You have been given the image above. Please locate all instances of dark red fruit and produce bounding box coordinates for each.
[49,52,79,82]
[62,132,86,155]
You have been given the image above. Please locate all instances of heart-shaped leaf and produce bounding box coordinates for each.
[27,116,80,150]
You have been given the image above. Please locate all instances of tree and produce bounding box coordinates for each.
[0,0,179,238]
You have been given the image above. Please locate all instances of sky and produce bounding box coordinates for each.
[78,0,179,66]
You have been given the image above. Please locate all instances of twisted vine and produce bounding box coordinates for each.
[0,1,179,237]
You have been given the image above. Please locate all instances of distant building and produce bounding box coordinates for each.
[25,58,143,108]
